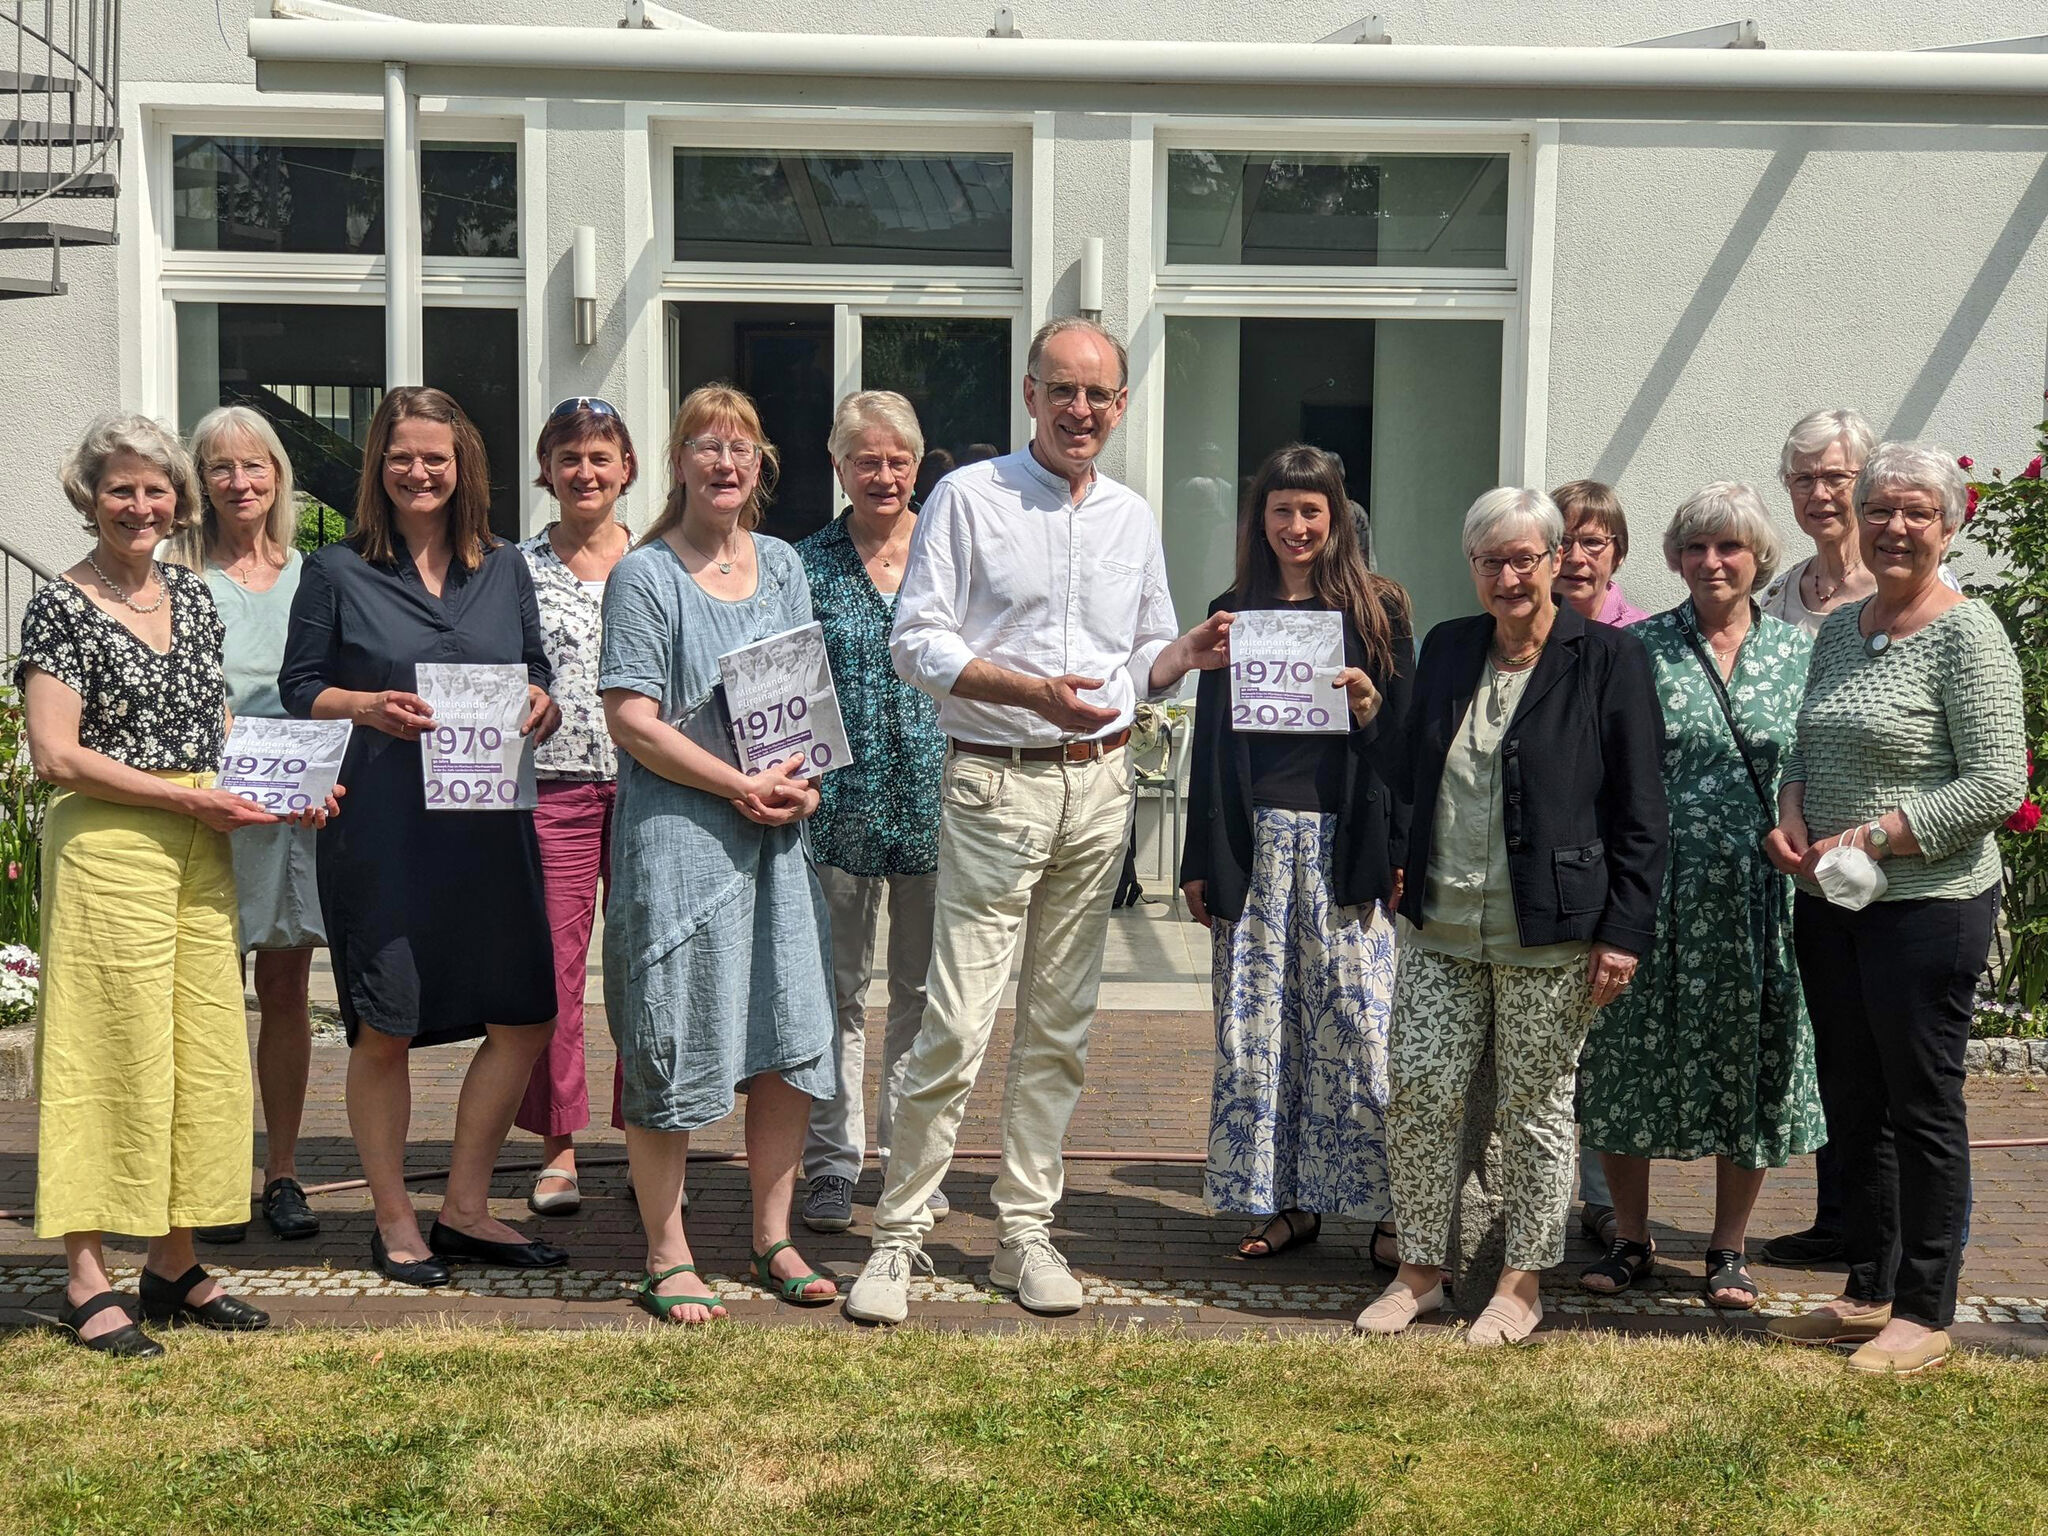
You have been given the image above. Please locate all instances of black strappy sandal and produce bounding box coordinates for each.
[1235,1209,1320,1260]
[1369,1222,1401,1273]
[1579,1236,1655,1295]
[139,1264,270,1332]
[1703,1249,1759,1311]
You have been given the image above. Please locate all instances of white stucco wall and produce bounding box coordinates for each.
[2,0,2045,603]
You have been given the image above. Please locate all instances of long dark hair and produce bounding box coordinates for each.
[352,386,494,570]
[1232,443,1409,679]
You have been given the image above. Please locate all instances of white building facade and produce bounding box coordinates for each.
[3,1,2047,635]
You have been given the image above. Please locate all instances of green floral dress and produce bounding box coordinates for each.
[1578,603,1827,1169]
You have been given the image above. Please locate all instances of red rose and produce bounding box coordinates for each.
[2008,800,2043,834]
[1966,486,1980,522]
[2025,456,2044,479]
[1958,455,1974,469]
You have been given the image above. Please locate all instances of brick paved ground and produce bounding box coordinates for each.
[3,1003,2045,1354]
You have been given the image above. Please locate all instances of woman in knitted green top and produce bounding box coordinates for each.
[1763,441,2025,1377]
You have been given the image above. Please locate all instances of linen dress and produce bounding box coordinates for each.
[277,538,555,1047]
[599,534,835,1131]
[205,551,324,951]
[1577,604,1827,1168]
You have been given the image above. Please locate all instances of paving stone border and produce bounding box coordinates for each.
[1967,1036,2048,1074]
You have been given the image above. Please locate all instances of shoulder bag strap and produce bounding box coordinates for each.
[1679,611,1775,822]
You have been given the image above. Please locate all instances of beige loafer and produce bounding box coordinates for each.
[1467,1293,1544,1347]
[527,1166,581,1216]
[1353,1278,1443,1336]
[1846,1329,1951,1376]
[1765,1302,1891,1347]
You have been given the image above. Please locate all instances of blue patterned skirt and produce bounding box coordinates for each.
[1205,807,1396,1218]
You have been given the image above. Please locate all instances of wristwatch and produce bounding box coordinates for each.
[1864,819,1891,852]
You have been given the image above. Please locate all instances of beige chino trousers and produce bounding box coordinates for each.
[870,745,1134,1250]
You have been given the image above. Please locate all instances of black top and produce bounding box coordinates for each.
[15,564,227,772]
[1391,601,1669,955]
[1181,589,1413,923]
[278,537,556,1045]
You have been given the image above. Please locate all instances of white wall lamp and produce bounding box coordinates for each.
[571,225,598,347]
[1077,236,1104,320]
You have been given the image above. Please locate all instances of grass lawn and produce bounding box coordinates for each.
[2,1325,2044,1535]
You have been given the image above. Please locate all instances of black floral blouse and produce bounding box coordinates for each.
[14,563,228,771]
[795,515,945,877]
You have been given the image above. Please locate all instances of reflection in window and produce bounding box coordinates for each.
[1166,150,1508,268]
[1161,315,1502,638]
[170,137,519,257]
[860,317,1010,503]
[674,150,1013,266]
[175,302,524,540]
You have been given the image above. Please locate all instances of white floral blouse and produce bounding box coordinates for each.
[14,564,227,772]
[519,527,617,781]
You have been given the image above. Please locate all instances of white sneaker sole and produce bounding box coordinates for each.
[843,1288,908,1325]
[802,1209,855,1234]
[987,1271,1083,1315]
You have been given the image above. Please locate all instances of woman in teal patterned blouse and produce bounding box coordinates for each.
[1577,484,1825,1310]
[793,391,949,1236]
[1763,441,2025,1376]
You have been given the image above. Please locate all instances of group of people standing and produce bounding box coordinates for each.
[18,317,2023,1377]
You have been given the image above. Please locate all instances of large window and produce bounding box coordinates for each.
[1166,149,1509,268]
[171,135,519,256]
[175,303,524,539]
[673,149,1013,265]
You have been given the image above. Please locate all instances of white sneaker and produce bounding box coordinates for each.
[844,1244,929,1325]
[988,1236,1084,1315]
[927,1188,950,1221]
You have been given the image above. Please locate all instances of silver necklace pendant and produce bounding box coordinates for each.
[1865,630,1890,656]
[716,561,734,574]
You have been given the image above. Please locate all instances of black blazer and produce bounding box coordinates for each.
[1181,591,1414,923]
[1393,601,1668,955]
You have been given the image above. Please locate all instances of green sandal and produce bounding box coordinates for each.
[634,1263,723,1324]
[750,1239,838,1307]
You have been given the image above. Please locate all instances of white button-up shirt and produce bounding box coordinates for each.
[890,447,1180,747]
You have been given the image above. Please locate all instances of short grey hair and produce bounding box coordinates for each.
[1662,481,1783,589]
[1779,407,1878,484]
[1027,315,1129,390]
[826,389,925,465]
[166,405,299,571]
[1854,440,1970,533]
[1462,486,1564,559]
[59,413,200,537]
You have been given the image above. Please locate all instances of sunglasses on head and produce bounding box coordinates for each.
[548,396,622,421]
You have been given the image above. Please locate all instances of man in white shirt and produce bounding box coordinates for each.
[845,317,1231,1323]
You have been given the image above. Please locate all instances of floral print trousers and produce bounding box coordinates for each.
[1386,944,1595,1272]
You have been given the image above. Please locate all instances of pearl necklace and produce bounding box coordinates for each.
[86,552,166,614]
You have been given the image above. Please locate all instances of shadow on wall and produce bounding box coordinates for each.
[1887,152,2048,441]
[1590,144,1809,485]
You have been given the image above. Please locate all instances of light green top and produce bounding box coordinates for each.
[202,550,303,719]
[1785,597,2025,903]
[1412,659,1589,969]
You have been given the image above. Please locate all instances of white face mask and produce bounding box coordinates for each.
[1814,845,1889,911]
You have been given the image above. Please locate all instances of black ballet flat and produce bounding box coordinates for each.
[139,1263,270,1332]
[58,1291,165,1359]
[428,1219,569,1270]
[372,1228,452,1289]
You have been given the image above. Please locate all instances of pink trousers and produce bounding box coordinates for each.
[516,778,616,1138]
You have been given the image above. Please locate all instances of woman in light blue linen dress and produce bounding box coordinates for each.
[600,383,837,1325]
[167,405,325,1245]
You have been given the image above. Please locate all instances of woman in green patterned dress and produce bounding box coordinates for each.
[1578,483,1827,1309]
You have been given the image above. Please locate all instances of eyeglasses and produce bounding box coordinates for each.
[549,396,621,420]
[1560,534,1613,556]
[204,458,274,483]
[1030,376,1123,413]
[1859,504,1944,530]
[384,453,454,475]
[1789,470,1859,494]
[848,453,917,478]
[1470,551,1549,578]
[683,436,761,466]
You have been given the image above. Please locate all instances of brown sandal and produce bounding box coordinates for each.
[1236,1209,1320,1260]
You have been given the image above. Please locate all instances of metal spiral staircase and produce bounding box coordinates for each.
[1,0,119,299]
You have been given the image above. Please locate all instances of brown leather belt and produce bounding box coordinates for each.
[950,728,1131,764]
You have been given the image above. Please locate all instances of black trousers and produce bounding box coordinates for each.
[1792,886,1996,1329]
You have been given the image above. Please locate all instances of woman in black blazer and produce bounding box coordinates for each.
[1355,486,1667,1345]
[1180,445,1413,1270]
